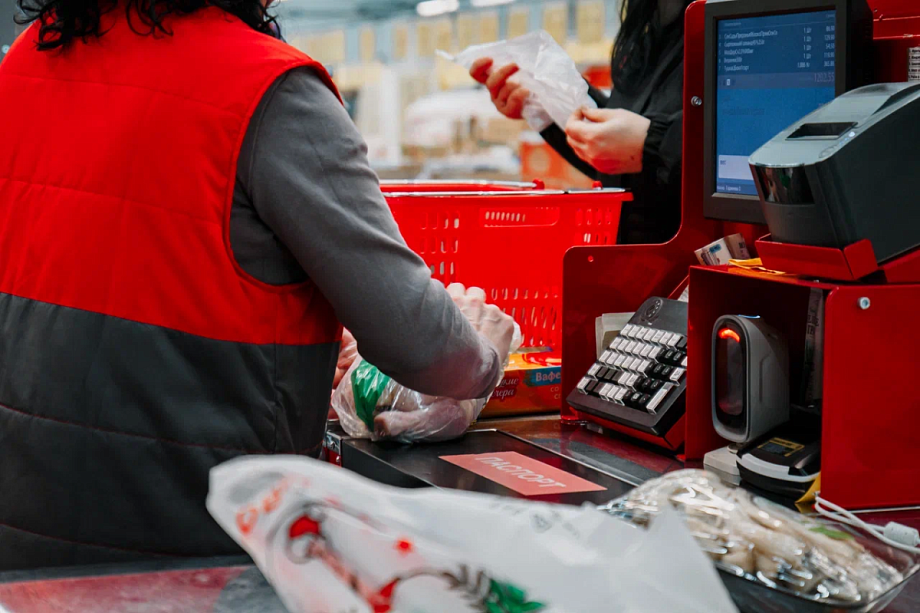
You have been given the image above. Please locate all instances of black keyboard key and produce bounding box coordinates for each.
[676,336,687,350]
[597,367,610,380]
[626,392,644,409]
[648,379,664,393]
[659,365,674,379]
[586,380,600,393]
[660,350,687,367]
[651,364,666,378]
[637,394,652,410]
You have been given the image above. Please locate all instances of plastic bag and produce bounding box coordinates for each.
[600,470,917,609]
[331,324,522,444]
[207,455,739,613]
[440,30,597,130]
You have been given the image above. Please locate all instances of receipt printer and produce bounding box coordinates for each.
[750,83,920,263]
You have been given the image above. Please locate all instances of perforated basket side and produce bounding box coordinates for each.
[387,191,625,349]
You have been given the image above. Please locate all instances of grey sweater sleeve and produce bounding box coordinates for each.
[238,67,501,400]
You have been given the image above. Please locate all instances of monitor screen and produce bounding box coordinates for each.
[715,10,837,196]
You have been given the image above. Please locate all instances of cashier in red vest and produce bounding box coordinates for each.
[0,0,514,571]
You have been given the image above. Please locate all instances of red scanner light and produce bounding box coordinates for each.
[718,328,741,343]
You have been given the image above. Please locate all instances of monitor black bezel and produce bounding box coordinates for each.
[703,0,856,225]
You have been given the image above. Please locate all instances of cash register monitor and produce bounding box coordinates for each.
[702,0,872,224]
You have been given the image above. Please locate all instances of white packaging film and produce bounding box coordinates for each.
[332,323,522,444]
[207,456,739,613]
[440,31,597,132]
[602,470,914,608]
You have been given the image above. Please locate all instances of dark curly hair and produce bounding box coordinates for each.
[16,0,281,51]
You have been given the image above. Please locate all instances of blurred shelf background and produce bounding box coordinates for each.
[275,0,622,186]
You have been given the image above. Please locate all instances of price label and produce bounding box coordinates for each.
[324,30,345,66]
[393,24,409,61]
[359,27,376,63]
[577,1,605,45]
[440,452,607,496]
[479,11,500,43]
[305,36,321,61]
[417,21,435,58]
[434,19,453,54]
[543,3,568,45]
[457,14,476,49]
[508,7,530,39]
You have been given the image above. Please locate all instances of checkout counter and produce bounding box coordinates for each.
[1,417,919,611]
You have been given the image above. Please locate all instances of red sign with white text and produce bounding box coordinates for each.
[439,452,606,497]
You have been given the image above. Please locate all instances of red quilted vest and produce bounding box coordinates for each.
[0,7,343,568]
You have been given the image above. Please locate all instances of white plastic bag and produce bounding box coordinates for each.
[208,455,739,613]
[440,30,597,130]
[331,324,522,444]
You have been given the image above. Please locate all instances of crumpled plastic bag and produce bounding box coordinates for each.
[207,455,739,613]
[439,30,597,130]
[331,323,522,444]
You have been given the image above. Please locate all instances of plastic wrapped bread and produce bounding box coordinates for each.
[600,470,914,608]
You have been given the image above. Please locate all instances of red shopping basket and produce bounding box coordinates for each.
[380,180,544,193]
[385,189,631,349]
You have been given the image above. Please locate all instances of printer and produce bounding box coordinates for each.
[749,83,920,263]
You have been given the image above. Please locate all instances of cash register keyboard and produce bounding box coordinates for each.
[566,297,688,438]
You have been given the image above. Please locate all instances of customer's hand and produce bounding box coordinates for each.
[565,107,652,175]
[447,283,516,362]
[470,58,530,121]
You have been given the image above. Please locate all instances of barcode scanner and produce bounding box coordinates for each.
[711,315,790,444]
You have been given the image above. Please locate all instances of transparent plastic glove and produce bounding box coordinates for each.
[442,30,596,130]
[332,287,523,443]
[332,361,483,442]
[446,283,517,368]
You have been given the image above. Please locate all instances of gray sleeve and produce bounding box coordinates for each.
[238,67,501,400]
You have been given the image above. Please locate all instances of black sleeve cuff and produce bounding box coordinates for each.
[588,85,610,108]
[642,116,670,166]
[540,124,598,180]
[641,113,683,185]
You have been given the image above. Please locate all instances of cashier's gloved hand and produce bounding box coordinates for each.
[565,107,651,175]
[372,285,516,442]
[446,283,516,369]
[470,59,530,121]
[333,284,519,442]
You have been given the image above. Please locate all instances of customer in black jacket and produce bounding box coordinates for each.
[472,0,693,245]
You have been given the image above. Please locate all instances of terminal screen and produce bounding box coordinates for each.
[716,10,836,196]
